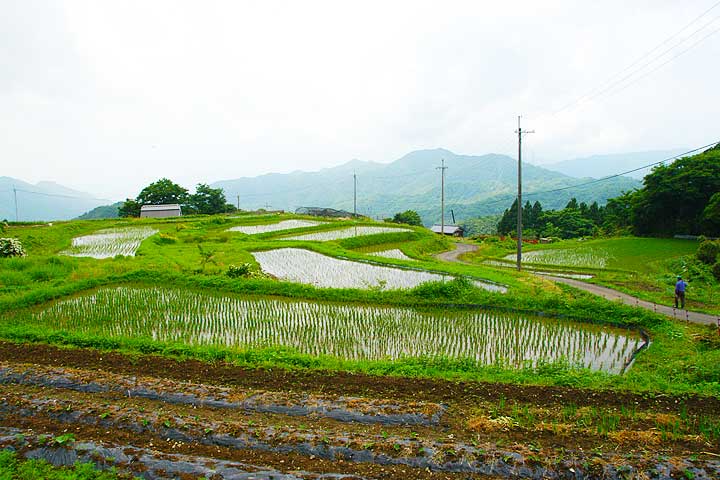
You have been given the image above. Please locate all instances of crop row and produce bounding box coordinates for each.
[282,226,411,241]
[252,248,505,292]
[227,219,326,234]
[31,287,643,373]
[61,227,158,259]
[503,248,610,269]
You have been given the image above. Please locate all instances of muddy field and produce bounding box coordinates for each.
[0,341,718,479]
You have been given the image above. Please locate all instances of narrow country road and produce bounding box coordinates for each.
[437,243,719,326]
[434,242,478,263]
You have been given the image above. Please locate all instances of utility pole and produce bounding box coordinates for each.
[436,159,447,235]
[515,116,534,271]
[13,187,18,222]
[236,195,240,210]
[353,173,357,217]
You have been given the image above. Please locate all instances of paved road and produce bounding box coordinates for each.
[437,243,719,326]
[435,242,478,263]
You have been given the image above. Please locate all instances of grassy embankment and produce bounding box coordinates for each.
[0,215,718,397]
[464,236,719,314]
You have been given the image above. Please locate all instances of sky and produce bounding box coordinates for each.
[2,0,719,201]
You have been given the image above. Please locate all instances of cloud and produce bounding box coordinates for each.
[0,0,718,199]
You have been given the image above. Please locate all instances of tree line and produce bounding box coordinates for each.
[119,178,236,217]
[497,143,720,238]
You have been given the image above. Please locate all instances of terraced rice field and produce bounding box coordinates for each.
[227,219,326,234]
[30,287,643,372]
[282,226,411,241]
[503,248,610,269]
[253,248,506,292]
[483,261,594,279]
[367,249,413,261]
[60,227,158,259]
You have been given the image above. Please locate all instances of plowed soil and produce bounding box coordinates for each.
[1,341,718,480]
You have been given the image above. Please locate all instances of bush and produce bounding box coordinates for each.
[0,238,26,257]
[712,262,720,281]
[697,239,720,265]
[154,233,178,245]
[227,263,252,278]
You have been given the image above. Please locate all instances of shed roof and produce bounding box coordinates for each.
[430,225,463,234]
[140,204,182,211]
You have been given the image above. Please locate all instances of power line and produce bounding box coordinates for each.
[543,1,720,119]
[597,22,720,101]
[12,188,110,202]
[477,140,719,209]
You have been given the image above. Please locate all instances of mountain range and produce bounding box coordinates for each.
[544,149,687,180]
[212,148,641,225]
[3,148,650,223]
[0,177,107,222]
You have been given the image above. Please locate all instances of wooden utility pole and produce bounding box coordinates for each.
[515,116,534,271]
[13,187,18,222]
[353,173,357,217]
[437,159,447,235]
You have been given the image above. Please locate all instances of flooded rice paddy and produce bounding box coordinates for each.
[227,219,326,234]
[252,248,506,292]
[281,226,411,241]
[368,249,413,260]
[61,227,158,259]
[31,286,644,373]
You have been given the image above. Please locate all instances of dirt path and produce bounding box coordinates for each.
[539,274,719,326]
[436,243,719,326]
[434,242,478,263]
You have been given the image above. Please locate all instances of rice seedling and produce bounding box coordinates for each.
[502,248,610,269]
[483,261,594,279]
[227,219,326,234]
[252,248,505,292]
[61,227,158,259]
[31,286,644,373]
[282,226,411,241]
[367,249,413,261]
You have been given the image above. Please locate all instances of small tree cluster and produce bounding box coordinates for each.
[0,238,26,257]
[119,179,236,217]
[696,238,720,281]
[497,198,602,239]
[390,210,423,226]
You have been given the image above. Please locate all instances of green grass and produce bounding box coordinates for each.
[466,236,719,314]
[1,215,719,397]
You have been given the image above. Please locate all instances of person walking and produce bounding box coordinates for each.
[674,276,687,309]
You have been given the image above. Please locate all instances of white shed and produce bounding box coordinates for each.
[430,225,464,237]
[140,204,182,218]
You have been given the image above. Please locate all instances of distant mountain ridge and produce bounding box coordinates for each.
[212,148,641,225]
[0,177,106,222]
[543,149,687,180]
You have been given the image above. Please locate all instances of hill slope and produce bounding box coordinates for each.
[543,149,686,180]
[0,177,107,222]
[212,149,640,225]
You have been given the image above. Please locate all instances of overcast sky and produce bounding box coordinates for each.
[2,0,719,200]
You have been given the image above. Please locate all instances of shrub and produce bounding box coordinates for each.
[712,262,720,282]
[0,238,26,257]
[697,239,720,265]
[154,233,178,245]
[227,263,252,278]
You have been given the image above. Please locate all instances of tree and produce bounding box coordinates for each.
[391,210,422,226]
[632,147,720,235]
[701,192,720,236]
[190,183,228,215]
[497,199,519,235]
[118,199,141,218]
[137,178,189,206]
[565,198,579,210]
